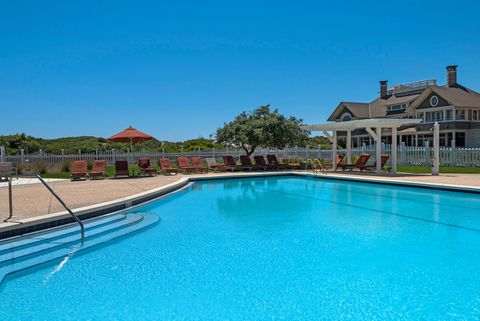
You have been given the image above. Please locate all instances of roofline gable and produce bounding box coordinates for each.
[406,87,453,112]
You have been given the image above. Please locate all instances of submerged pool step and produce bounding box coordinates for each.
[0,213,159,284]
[0,214,128,255]
[0,214,145,264]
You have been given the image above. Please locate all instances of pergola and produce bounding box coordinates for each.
[303,118,423,174]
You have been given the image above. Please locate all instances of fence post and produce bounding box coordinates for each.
[61,149,65,163]
[21,149,25,165]
[424,141,430,165]
[451,139,457,166]
[0,146,5,162]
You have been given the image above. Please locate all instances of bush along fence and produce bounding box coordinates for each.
[1,144,480,167]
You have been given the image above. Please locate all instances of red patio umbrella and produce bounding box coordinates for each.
[108,126,155,163]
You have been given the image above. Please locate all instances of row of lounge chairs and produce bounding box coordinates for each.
[70,153,390,180]
[321,153,389,172]
[70,154,293,180]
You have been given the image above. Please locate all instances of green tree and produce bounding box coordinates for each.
[216,105,309,155]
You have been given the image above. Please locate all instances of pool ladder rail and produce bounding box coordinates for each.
[36,175,85,243]
[3,175,85,244]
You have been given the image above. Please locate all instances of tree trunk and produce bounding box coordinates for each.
[242,144,256,156]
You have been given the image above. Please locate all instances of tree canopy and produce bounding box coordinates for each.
[216,105,310,155]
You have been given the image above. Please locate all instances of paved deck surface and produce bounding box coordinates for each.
[1,171,479,223]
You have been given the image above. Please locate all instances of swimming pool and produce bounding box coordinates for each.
[1,175,480,319]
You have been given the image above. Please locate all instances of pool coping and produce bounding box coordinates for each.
[1,171,479,240]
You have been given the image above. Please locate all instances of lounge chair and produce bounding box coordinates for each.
[206,158,226,172]
[90,160,106,180]
[360,155,389,172]
[114,160,130,178]
[138,157,157,176]
[266,155,289,170]
[316,154,345,173]
[191,157,208,173]
[222,156,242,171]
[177,156,195,174]
[71,160,88,180]
[158,158,178,175]
[240,155,265,171]
[338,153,371,172]
[253,156,275,170]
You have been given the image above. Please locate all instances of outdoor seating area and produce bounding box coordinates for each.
[63,154,317,181]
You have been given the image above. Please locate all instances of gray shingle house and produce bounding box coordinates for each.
[327,66,480,147]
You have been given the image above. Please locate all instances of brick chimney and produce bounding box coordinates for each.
[380,80,388,99]
[446,65,458,87]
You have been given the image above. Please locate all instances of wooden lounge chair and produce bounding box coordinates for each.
[114,160,130,178]
[206,158,226,172]
[177,156,195,174]
[158,158,177,175]
[360,155,389,172]
[240,155,265,171]
[253,156,275,170]
[90,160,106,180]
[338,153,371,172]
[138,157,157,176]
[222,156,242,172]
[316,154,345,173]
[71,160,88,180]
[266,155,289,170]
[191,157,208,173]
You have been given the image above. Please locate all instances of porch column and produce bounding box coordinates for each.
[332,130,338,171]
[432,122,440,175]
[376,127,382,173]
[391,127,397,174]
[346,130,352,164]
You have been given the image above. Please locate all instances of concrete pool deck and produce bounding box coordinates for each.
[1,171,480,238]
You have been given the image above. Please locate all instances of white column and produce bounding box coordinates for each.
[332,130,337,171]
[346,130,352,164]
[432,122,440,175]
[376,127,382,174]
[391,127,397,174]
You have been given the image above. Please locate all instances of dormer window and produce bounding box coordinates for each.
[340,112,352,121]
[386,104,407,112]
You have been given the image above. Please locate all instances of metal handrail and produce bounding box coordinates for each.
[36,175,85,243]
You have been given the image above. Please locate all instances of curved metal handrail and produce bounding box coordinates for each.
[36,175,85,244]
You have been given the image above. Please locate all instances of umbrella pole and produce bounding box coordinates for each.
[130,138,134,175]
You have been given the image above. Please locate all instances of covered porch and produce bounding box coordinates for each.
[303,118,423,174]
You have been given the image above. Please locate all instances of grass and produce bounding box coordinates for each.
[398,166,480,174]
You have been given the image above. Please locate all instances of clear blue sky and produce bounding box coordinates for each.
[1,0,479,141]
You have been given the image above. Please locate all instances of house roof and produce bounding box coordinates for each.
[328,82,480,121]
[327,102,370,121]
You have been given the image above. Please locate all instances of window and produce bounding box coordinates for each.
[456,109,466,120]
[445,109,453,121]
[473,110,479,121]
[387,104,407,112]
[340,112,352,121]
[430,95,439,107]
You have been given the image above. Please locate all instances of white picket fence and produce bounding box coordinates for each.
[1,145,480,167]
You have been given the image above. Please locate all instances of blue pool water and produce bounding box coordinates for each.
[1,176,480,320]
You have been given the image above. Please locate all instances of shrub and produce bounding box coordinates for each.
[61,161,71,172]
[33,161,48,175]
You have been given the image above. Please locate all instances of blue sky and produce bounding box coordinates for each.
[1,0,479,141]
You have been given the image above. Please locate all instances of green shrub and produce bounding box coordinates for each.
[61,161,71,172]
[33,161,48,175]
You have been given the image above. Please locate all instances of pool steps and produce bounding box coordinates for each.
[0,212,159,284]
